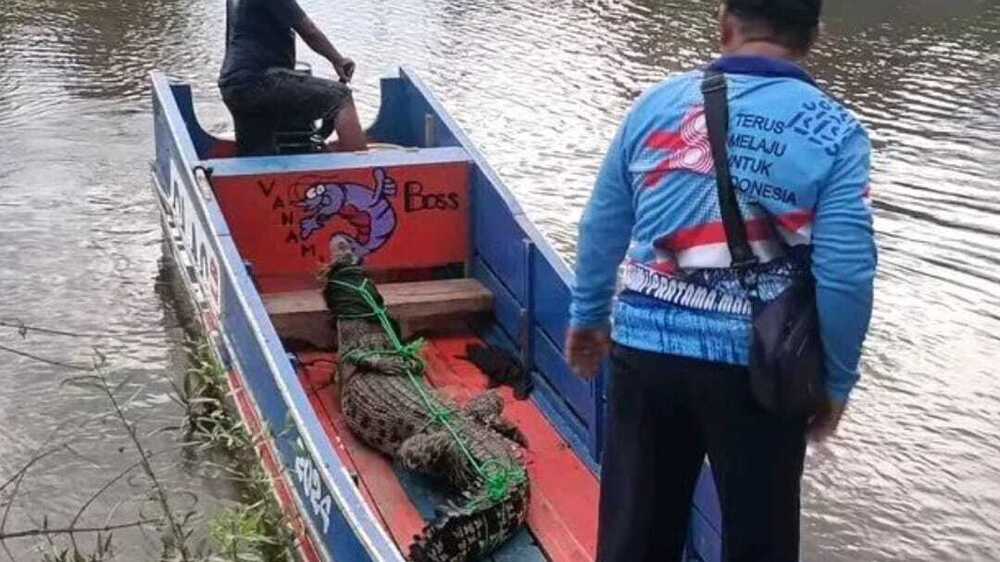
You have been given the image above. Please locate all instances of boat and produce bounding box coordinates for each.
[149,66,722,562]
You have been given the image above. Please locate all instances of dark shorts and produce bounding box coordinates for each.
[220,68,353,156]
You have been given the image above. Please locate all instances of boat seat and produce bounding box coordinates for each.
[264,278,493,348]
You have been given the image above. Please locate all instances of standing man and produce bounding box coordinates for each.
[567,1,876,561]
[219,0,367,156]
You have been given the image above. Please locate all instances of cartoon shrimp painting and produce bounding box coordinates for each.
[297,168,398,258]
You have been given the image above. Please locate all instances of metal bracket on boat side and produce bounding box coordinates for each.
[193,166,215,201]
[424,113,436,147]
[518,239,536,375]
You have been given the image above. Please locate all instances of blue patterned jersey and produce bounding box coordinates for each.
[570,56,877,403]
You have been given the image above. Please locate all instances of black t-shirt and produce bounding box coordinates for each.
[219,0,307,87]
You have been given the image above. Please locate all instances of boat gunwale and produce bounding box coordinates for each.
[200,145,473,178]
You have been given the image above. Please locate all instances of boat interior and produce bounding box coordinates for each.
[160,73,606,560]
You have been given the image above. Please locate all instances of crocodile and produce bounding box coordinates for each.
[322,235,530,562]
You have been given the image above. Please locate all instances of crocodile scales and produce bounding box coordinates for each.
[322,236,531,562]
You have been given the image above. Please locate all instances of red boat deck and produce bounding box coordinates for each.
[295,331,598,562]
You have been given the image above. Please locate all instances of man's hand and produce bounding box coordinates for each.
[566,327,611,380]
[808,399,848,442]
[333,56,356,83]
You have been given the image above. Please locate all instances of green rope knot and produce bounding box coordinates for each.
[341,340,426,375]
[480,460,526,503]
[397,338,428,375]
[428,404,455,426]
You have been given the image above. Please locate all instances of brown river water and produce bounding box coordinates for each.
[1,0,999,560]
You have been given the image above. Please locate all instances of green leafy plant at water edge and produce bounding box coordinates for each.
[208,492,294,562]
[179,342,248,451]
[182,340,297,562]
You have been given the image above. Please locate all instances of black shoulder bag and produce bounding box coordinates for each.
[701,70,826,418]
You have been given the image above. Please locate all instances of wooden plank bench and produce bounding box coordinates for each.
[263,278,494,348]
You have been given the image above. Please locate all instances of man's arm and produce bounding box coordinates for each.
[266,0,354,82]
[567,118,636,377]
[810,125,877,408]
[293,15,353,81]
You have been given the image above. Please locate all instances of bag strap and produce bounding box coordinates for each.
[701,70,759,269]
[226,0,233,47]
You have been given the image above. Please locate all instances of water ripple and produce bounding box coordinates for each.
[1,0,999,559]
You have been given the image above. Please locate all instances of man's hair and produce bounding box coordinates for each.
[724,0,822,52]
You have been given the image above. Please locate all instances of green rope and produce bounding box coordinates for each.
[330,277,526,506]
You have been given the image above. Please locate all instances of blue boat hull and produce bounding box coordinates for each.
[150,67,722,562]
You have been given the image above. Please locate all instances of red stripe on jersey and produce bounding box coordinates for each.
[647,131,685,152]
[773,211,814,233]
[659,211,815,252]
[661,219,769,251]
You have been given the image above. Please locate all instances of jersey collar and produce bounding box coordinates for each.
[706,55,816,86]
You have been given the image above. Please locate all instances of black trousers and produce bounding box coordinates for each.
[597,345,807,562]
[220,68,353,156]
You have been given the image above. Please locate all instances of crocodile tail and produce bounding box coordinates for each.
[409,480,530,562]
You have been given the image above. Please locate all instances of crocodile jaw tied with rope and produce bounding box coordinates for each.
[323,235,531,562]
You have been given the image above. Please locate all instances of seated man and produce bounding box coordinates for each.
[218,0,367,155]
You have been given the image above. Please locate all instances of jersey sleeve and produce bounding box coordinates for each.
[569,117,636,329]
[266,0,307,28]
[811,125,878,404]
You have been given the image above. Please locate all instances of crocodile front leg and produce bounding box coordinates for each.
[398,430,453,474]
[465,391,528,448]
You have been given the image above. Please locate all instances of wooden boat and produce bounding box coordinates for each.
[149,67,722,562]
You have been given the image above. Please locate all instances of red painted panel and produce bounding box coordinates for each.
[213,164,470,292]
